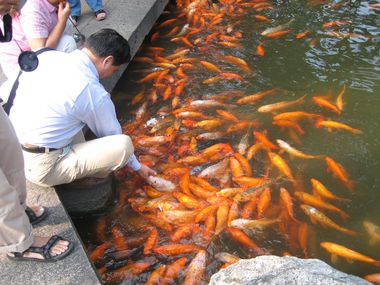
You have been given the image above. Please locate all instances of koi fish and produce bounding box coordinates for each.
[276,139,323,159]
[190,100,233,109]
[261,19,295,36]
[173,191,206,209]
[256,42,265,57]
[325,156,354,191]
[183,250,207,285]
[312,96,341,114]
[145,265,166,285]
[257,94,306,113]
[296,31,310,39]
[320,242,380,266]
[316,120,362,134]
[280,187,299,222]
[254,131,278,149]
[295,191,349,220]
[200,60,222,73]
[365,273,380,285]
[234,153,252,177]
[231,218,280,230]
[322,20,352,28]
[237,89,278,104]
[226,227,266,255]
[268,152,294,180]
[311,178,350,202]
[273,111,321,122]
[215,204,230,235]
[196,131,225,141]
[257,187,271,219]
[143,227,158,255]
[215,252,241,263]
[363,221,380,246]
[162,257,188,284]
[265,29,292,38]
[220,55,252,74]
[154,244,203,255]
[300,205,357,236]
[147,176,176,192]
[336,84,346,112]
[171,224,200,242]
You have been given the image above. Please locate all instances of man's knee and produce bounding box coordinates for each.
[117,134,134,159]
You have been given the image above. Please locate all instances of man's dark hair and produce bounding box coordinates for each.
[84,29,131,66]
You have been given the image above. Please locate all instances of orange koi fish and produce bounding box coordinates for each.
[228,200,240,226]
[195,205,219,222]
[145,265,166,285]
[268,152,294,180]
[257,187,271,219]
[215,204,230,235]
[226,227,265,254]
[177,155,207,166]
[325,156,354,191]
[320,242,380,266]
[90,242,109,262]
[231,218,280,230]
[273,120,305,135]
[234,153,252,176]
[137,70,163,84]
[220,55,252,73]
[183,250,207,285]
[216,109,239,122]
[144,214,173,232]
[276,139,323,159]
[296,31,310,39]
[295,192,349,220]
[246,143,268,160]
[253,14,271,22]
[311,178,349,202]
[143,227,158,254]
[312,96,341,114]
[200,60,222,73]
[171,224,200,242]
[200,143,234,158]
[315,120,362,134]
[199,158,229,179]
[106,262,151,283]
[237,88,278,104]
[112,226,128,251]
[336,84,346,112]
[173,192,206,209]
[217,187,244,198]
[256,42,265,57]
[189,183,216,199]
[365,273,380,285]
[363,221,380,245]
[273,111,321,122]
[162,257,188,285]
[261,19,294,36]
[215,252,241,263]
[230,156,245,178]
[159,210,199,225]
[265,29,292,38]
[241,199,257,219]
[280,187,298,222]
[322,20,352,28]
[190,176,219,192]
[257,94,306,113]
[227,121,255,133]
[298,222,310,257]
[254,131,278,149]
[204,214,216,240]
[300,205,357,236]
[154,244,203,255]
[166,48,190,60]
[232,176,267,189]
[221,72,245,81]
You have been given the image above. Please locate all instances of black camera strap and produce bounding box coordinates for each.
[0,14,12,43]
[3,47,54,115]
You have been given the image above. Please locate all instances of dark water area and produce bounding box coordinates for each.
[73,0,380,284]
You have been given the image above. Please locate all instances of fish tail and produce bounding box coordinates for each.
[351,128,363,135]
[372,261,380,267]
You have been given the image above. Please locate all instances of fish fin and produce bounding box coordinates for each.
[331,254,339,264]
[369,238,380,246]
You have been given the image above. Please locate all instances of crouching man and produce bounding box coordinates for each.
[2,28,155,186]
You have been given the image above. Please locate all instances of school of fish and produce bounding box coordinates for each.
[86,0,380,284]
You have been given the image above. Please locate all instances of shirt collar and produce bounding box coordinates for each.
[73,49,100,80]
[45,0,58,13]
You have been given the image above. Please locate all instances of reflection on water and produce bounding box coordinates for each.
[73,0,380,284]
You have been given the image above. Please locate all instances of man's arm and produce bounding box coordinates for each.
[0,0,18,15]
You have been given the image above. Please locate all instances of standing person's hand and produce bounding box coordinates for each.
[57,1,70,22]
[0,0,18,15]
[137,164,157,181]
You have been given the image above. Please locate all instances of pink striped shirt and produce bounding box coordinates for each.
[20,0,58,39]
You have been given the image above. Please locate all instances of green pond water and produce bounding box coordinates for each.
[73,0,380,283]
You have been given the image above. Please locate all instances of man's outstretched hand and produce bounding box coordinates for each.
[137,164,157,181]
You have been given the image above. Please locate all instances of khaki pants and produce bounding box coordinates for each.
[23,133,134,187]
[0,107,33,253]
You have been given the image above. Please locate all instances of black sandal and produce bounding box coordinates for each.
[25,206,47,225]
[7,235,74,262]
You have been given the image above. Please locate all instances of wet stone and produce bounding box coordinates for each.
[209,256,371,285]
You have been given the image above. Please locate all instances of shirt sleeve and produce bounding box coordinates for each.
[73,83,122,137]
[126,154,141,171]
[20,4,50,39]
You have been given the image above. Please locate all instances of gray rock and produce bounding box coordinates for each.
[209,255,370,285]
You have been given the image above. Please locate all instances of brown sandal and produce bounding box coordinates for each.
[95,9,106,21]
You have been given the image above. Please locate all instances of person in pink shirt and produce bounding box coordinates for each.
[0,0,76,78]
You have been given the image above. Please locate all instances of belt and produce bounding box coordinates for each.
[21,144,59,153]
